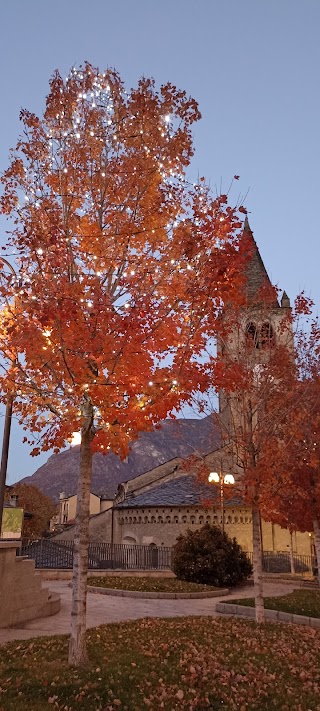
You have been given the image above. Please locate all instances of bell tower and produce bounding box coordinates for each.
[217,216,292,452]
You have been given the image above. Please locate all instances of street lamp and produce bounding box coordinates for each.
[0,258,16,537]
[208,469,235,534]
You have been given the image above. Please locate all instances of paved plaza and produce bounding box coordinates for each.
[0,580,297,645]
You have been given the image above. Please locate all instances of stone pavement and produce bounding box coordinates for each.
[0,580,297,645]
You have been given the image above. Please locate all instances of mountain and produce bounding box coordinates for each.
[19,415,219,503]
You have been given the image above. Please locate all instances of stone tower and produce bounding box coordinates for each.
[217,216,292,462]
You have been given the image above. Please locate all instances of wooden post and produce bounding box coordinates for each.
[0,397,13,536]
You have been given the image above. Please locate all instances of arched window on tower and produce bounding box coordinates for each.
[245,322,258,348]
[259,322,274,349]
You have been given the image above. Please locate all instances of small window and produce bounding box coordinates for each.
[245,322,258,348]
[259,322,274,348]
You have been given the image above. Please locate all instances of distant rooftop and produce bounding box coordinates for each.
[117,474,242,508]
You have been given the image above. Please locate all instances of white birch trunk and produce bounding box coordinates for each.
[312,518,320,587]
[252,504,265,623]
[68,399,93,666]
[289,531,295,575]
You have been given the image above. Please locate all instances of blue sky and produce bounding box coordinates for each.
[1,0,319,484]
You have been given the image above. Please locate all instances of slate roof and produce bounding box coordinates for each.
[243,217,279,307]
[117,474,242,508]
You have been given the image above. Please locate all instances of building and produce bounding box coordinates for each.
[55,220,313,559]
[53,491,113,528]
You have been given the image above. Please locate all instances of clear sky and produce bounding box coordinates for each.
[1,0,319,484]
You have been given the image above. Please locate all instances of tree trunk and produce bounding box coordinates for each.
[68,399,94,666]
[312,519,320,587]
[252,504,265,623]
[289,531,295,575]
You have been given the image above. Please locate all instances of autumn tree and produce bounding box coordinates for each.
[214,312,296,621]
[192,220,302,622]
[0,63,243,664]
[261,316,320,584]
[5,483,55,538]
[196,279,320,620]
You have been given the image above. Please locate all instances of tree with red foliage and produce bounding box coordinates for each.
[192,218,303,622]
[0,63,243,664]
[5,483,55,538]
[261,317,320,584]
[204,291,320,618]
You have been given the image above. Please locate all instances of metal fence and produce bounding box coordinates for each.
[18,539,172,570]
[16,540,317,575]
[248,551,317,575]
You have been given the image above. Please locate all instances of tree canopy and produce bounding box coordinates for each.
[0,63,244,458]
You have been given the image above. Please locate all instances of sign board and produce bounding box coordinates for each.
[1,507,24,539]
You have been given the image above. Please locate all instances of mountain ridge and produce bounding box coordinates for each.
[20,415,219,503]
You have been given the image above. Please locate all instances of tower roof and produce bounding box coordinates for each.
[281,290,291,308]
[242,217,279,308]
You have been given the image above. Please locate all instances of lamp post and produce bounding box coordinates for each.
[208,468,235,534]
[0,258,16,536]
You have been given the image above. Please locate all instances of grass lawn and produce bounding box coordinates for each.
[1,617,320,710]
[227,589,320,618]
[87,576,220,593]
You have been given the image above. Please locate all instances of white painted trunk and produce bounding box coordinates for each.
[252,505,265,623]
[289,531,295,575]
[312,519,320,587]
[68,401,93,666]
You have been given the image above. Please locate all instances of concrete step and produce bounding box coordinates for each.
[9,586,50,610]
[0,544,61,628]
[9,591,61,628]
[301,580,319,589]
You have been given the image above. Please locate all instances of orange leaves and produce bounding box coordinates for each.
[0,62,245,459]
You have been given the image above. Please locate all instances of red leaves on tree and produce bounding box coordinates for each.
[0,63,244,459]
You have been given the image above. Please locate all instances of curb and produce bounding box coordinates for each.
[216,602,320,629]
[86,585,229,599]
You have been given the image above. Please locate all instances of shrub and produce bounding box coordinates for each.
[171,523,253,587]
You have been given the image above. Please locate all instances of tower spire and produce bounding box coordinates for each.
[243,214,251,231]
[241,216,279,308]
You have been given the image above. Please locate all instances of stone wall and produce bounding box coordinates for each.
[0,542,60,627]
[116,505,252,549]
[115,506,313,556]
[54,503,313,557]
[54,507,113,542]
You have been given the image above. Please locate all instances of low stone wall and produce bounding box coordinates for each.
[87,585,229,599]
[40,568,175,580]
[216,602,320,629]
[0,542,60,628]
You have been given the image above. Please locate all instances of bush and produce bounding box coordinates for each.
[171,523,253,587]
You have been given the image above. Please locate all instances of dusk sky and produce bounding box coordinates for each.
[1,0,319,484]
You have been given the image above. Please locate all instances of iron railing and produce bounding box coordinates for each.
[248,551,317,575]
[18,539,172,570]
[15,540,317,575]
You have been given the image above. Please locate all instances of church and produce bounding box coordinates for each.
[56,220,313,560]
